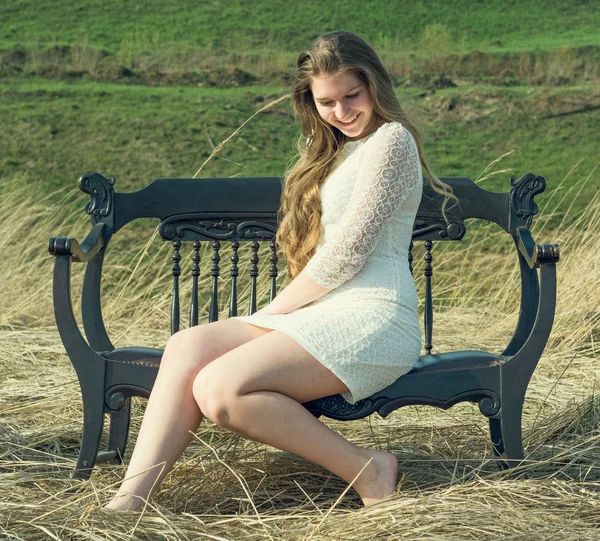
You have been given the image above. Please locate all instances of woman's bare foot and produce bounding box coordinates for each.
[104,492,146,512]
[353,450,399,507]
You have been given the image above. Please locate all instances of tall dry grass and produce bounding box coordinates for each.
[0,156,598,538]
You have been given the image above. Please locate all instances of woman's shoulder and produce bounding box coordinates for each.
[373,121,411,141]
[342,121,413,158]
[365,121,416,151]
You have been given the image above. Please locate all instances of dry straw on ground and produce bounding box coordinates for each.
[0,156,598,539]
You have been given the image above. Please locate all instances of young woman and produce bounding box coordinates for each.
[105,31,457,511]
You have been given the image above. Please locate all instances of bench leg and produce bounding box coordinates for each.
[106,398,131,464]
[73,391,105,481]
[488,398,525,470]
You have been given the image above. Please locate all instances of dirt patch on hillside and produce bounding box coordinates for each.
[1,45,599,88]
[417,87,600,121]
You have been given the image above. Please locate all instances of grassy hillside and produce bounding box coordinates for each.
[1,78,598,229]
[2,0,599,54]
[2,1,598,88]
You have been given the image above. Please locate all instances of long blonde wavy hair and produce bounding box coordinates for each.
[277,31,458,280]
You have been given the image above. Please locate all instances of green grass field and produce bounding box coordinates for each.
[1,1,598,239]
[1,78,598,230]
[2,0,599,54]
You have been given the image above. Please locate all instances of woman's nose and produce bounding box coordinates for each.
[335,103,352,121]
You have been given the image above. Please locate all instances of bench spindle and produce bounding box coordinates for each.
[424,240,433,354]
[269,240,279,302]
[408,240,414,276]
[190,240,201,327]
[229,241,240,317]
[249,240,260,314]
[171,240,181,335]
[209,240,221,322]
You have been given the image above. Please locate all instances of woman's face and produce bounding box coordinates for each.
[310,71,379,141]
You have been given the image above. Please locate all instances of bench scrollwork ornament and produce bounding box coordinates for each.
[159,215,277,241]
[412,211,466,240]
[304,394,388,420]
[105,384,151,412]
[79,172,116,226]
[509,173,545,230]
[478,392,501,417]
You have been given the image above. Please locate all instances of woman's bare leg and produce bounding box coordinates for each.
[194,330,400,507]
[104,320,272,511]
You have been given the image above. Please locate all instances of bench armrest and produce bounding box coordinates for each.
[503,227,560,382]
[48,223,106,263]
[48,221,115,353]
[49,235,108,392]
[502,227,560,358]
[516,226,560,269]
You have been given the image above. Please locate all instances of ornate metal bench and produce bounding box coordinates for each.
[48,171,560,480]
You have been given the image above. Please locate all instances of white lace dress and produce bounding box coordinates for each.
[230,121,423,404]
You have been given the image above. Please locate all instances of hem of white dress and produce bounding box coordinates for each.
[230,315,358,405]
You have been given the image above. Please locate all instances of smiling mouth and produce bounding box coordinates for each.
[338,112,360,126]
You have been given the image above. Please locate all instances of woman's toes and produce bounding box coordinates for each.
[104,493,145,512]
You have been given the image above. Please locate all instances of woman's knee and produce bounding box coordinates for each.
[192,369,233,427]
[160,326,212,374]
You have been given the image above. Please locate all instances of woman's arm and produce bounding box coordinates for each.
[254,266,333,315]
[255,122,421,316]
[305,122,421,289]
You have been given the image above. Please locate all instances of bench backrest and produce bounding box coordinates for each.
[79,172,546,356]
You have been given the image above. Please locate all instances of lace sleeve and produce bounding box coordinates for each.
[305,122,422,289]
